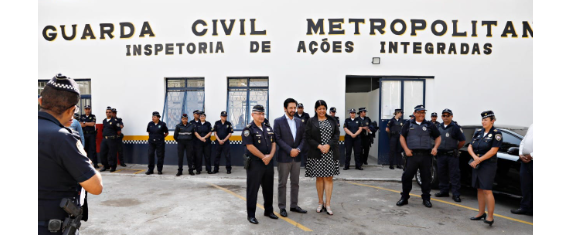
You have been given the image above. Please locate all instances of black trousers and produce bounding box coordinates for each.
[177,140,193,172]
[195,140,212,172]
[214,141,232,171]
[520,161,533,212]
[344,136,362,168]
[192,138,199,171]
[148,140,165,172]
[246,160,274,217]
[84,132,98,165]
[437,153,461,196]
[388,134,403,166]
[117,135,125,165]
[361,134,372,164]
[401,152,432,200]
[100,137,118,169]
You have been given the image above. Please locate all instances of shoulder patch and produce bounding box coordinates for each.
[243,130,250,137]
[495,134,502,141]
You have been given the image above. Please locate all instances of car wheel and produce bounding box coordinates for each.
[416,157,439,189]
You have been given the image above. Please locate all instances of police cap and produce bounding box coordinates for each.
[221,111,227,117]
[152,111,161,118]
[252,105,265,113]
[45,73,81,95]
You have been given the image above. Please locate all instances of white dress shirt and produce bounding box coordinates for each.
[285,113,297,141]
[519,123,533,159]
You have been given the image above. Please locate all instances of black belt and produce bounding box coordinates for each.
[438,150,456,154]
[104,135,117,139]
[84,130,96,134]
[411,150,431,155]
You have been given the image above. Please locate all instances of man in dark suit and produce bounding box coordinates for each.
[274,98,308,217]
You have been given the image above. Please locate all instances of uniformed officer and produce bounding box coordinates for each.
[329,107,340,127]
[358,107,373,165]
[343,108,363,170]
[431,112,440,127]
[386,109,404,170]
[99,106,122,172]
[112,108,126,167]
[434,108,466,202]
[190,110,201,174]
[195,112,214,174]
[213,111,234,174]
[242,105,278,224]
[294,103,310,123]
[38,73,103,235]
[397,105,441,208]
[80,105,98,168]
[146,111,168,175]
[174,114,195,176]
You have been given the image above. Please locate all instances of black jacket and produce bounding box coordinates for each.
[305,115,340,161]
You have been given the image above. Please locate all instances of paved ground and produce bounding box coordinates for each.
[81,164,533,235]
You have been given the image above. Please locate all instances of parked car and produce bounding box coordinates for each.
[414,125,528,197]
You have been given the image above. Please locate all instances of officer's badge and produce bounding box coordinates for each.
[302,119,305,123]
[89,117,92,120]
[401,123,403,126]
[110,122,112,125]
[258,140,261,143]
[366,122,369,125]
[158,125,161,128]
[488,134,492,137]
[267,128,271,131]
[495,134,502,141]
[356,121,358,124]
[227,125,230,128]
[446,133,450,137]
[244,130,250,137]
[76,140,87,156]
[422,126,427,131]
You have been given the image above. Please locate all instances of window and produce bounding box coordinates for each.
[38,79,92,115]
[500,130,522,152]
[227,77,269,130]
[163,78,205,129]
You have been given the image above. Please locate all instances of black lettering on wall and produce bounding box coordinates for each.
[192,20,207,36]
[42,25,57,41]
[120,22,135,38]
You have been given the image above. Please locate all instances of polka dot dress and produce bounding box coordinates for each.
[305,119,340,177]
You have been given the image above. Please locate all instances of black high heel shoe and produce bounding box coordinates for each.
[470,213,486,220]
[484,219,494,226]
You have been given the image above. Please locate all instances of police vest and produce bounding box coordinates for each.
[390,119,403,134]
[406,122,434,150]
[176,123,193,140]
[438,125,458,150]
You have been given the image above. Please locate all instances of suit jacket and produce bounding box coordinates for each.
[274,115,306,163]
[305,115,340,161]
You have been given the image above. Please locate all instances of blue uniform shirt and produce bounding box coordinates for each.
[242,122,276,161]
[70,119,85,145]
[147,121,168,140]
[80,114,96,132]
[439,122,466,141]
[38,111,96,220]
[213,120,234,142]
[196,121,212,143]
[102,117,121,136]
[344,117,362,136]
[471,127,503,156]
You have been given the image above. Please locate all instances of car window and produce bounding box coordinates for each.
[500,130,522,152]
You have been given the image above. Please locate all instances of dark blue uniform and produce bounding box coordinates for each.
[343,117,362,169]
[242,121,276,218]
[195,121,213,173]
[100,117,121,170]
[190,119,201,172]
[387,117,404,167]
[39,111,96,235]
[174,122,195,173]
[400,119,440,201]
[80,113,98,166]
[359,116,373,165]
[213,120,234,172]
[436,122,466,196]
[147,121,168,172]
[116,117,125,165]
[470,127,502,190]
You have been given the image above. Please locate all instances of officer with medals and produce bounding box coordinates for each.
[38,73,103,234]
[190,110,201,174]
[242,105,278,224]
[468,110,502,226]
[213,111,234,174]
[146,111,168,175]
[434,108,466,202]
[112,108,126,167]
[431,112,440,127]
[195,112,214,174]
[358,107,373,165]
[386,109,404,169]
[174,114,195,176]
[329,107,340,127]
[397,105,441,208]
[99,106,122,172]
[343,108,363,170]
[80,105,98,168]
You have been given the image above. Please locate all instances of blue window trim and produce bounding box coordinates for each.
[163,77,205,130]
[226,77,269,131]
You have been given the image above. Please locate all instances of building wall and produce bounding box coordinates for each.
[39,0,533,164]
